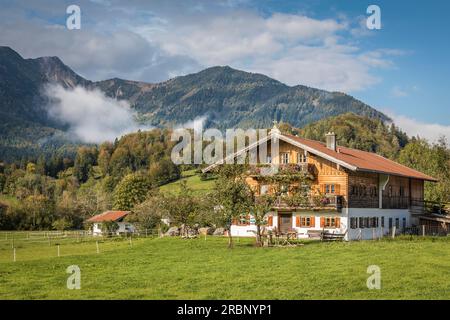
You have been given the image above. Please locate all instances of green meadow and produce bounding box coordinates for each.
[0,235,449,300]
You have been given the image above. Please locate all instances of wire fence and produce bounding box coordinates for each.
[0,229,161,262]
[403,225,449,237]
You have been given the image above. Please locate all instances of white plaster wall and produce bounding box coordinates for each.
[230,208,411,241]
[92,221,135,236]
[230,211,347,239]
[347,208,410,240]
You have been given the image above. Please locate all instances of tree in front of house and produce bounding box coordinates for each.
[128,189,167,232]
[247,191,275,246]
[100,220,119,236]
[113,173,152,210]
[162,181,203,237]
[212,165,251,248]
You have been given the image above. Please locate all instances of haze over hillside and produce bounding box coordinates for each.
[0,46,389,161]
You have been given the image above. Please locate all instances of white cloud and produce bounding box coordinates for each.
[175,116,208,133]
[385,110,450,142]
[0,1,402,92]
[134,11,398,92]
[45,84,149,143]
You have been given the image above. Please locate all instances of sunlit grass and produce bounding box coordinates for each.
[0,235,449,299]
[159,170,215,195]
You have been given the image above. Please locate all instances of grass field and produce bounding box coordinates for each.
[159,170,215,195]
[0,234,449,300]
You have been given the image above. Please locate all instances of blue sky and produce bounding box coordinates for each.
[0,0,449,139]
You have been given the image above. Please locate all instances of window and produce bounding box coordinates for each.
[399,186,405,197]
[297,152,307,163]
[395,218,400,229]
[266,155,272,164]
[281,153,289,164]
[299,216,314,227]
[402,217,406,230]
[359,217,365,228]
[381,216,385,228]
[389,217,393,229]
[388,185,393,197]
[322,217,340,228]
[324,184,338,194]
[236,214,250,226]
[350,217,358,229]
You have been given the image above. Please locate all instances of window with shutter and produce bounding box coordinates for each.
[268,215,273,226]
[310,216,315,227]
[335,217,340,228]
[296,216,300,227]
[320,217,325,228]
[335,184,340,194]
[320,184,326,194]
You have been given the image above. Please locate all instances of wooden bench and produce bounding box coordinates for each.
[321,232,346,241]
[307,230,323,239]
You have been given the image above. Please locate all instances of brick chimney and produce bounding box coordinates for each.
[325,132,337,151]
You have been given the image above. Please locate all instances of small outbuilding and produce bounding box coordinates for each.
[87,211,135,236]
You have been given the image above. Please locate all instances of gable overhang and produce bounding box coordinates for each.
[279,134,358,171]
[202,132,358,173]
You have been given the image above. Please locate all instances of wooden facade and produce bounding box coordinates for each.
[244,139,426,211]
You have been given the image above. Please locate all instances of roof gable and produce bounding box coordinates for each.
[87,211,130,222]
[203,131,437,182]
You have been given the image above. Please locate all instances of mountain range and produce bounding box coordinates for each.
[0,46,389,161]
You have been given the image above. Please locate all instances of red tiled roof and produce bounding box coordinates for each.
[284,134,437,182]
[87,211,130,222]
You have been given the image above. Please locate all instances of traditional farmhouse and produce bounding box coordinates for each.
[87,211,135,236]
[203,126,437,240]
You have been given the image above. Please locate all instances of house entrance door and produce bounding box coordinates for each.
[278,213,292,233]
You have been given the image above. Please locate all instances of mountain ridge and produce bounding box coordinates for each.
[0,46,390,161]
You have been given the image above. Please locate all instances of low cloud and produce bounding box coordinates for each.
[45,84,148,143]
[175,116,208,132]
[386,110,450,142]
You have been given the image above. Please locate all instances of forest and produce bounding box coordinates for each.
[0,113,449,232]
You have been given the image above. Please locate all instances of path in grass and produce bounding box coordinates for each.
[0,236,449,299]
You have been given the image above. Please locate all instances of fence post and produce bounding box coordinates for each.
[422,225,426,237]
[11,234,14,249]
[96,241,99,254]
[13,247,16,262]
[57,244,60,257]
[391,226,396,239]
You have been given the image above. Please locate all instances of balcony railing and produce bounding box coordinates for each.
[273,194,343,211]
[382,196,410,209]
[247,163,314,177]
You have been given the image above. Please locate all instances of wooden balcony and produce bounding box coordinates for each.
[382,196,410,209]
[247,163,314,178]
[272,194,343,212]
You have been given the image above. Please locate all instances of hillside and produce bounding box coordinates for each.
[0,46,390,162]
[296,113,409,158]
[97,66,389,129]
